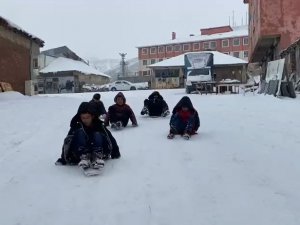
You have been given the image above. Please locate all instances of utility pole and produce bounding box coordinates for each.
[119,53,128,78]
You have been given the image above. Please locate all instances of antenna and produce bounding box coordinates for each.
[232,11,235,27]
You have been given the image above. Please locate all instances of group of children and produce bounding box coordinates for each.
[56,91,200,170]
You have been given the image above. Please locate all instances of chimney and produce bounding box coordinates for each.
[172,32,176,40]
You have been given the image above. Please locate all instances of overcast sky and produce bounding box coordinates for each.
[0,0,248,60]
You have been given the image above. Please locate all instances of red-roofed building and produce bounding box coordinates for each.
[137,25,249,76]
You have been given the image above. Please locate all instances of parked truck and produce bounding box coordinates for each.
[184,52,214,94]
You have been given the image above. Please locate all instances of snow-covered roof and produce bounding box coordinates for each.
[0,16,44,46]
[148,51,247,68]
[137,26,248,48]
[40,57,111,78]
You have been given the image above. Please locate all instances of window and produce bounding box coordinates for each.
[209,41,217,49]
[193,43,200,50]
[183,44,190,51]
[142,71,148,76]
[174,45,181,52]
[222,40,229,48]
[158,46,165,53]
[233,52,240,58]
[115,81,122,84]
[243,51,249,58]
[142,48,148,55]
[223,52,230,55]
[151,59,156,64]
[143,60,147,66]
[188,68,210,76]
[233,38,240,46]
[33,58,38,69]
[159,58,163,62]
[150,47,157,54]
[166,45,173,52]
[243,37,249,45]
[203,42,209,49]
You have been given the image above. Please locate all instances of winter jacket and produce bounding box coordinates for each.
[58,102,120,165]
[171,96,200,133]
[89,99,107,117]
[145,91,169,117]
[105,92,138,126]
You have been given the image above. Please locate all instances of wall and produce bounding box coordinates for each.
[0,30,30,93]
[0,26,41,93]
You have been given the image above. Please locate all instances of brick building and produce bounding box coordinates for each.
[244,0,300,63]
[0,16,44,94]
[137,25,249,76]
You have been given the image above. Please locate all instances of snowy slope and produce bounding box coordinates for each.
[0,90,300,225]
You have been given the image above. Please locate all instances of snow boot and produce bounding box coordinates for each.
[116,121,123,130]
[141,106,149,115]
[78,153,91,169]
[183,133,191,140]
[91,151,105,169]
[167,133,175,139]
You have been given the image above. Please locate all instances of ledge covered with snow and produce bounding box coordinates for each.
[148,51,247,68]
[40,57,111,78]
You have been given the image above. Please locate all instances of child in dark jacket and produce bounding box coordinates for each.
[55,102,120,169]
[167,96,200,140]
[140,91,170,117]
[89,93,107,119]
[104,92,138,129]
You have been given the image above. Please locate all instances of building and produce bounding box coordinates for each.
[148,51,247,89]
[39,57,111,94]
[38,46,85,70]
[244,0,300,64]
[137,25,249,76]
[0,16,44,94]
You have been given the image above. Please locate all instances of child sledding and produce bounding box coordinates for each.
[104,92,138,130]
[140,91,170,117]
[167,96,200,140]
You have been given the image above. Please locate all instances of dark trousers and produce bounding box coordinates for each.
[169,114,196,135]
[72,128,104,158]
[144,99,165,117]
[109,114,130,127]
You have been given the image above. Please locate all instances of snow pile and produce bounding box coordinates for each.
[40,57,111,78]
[0,91,26,101]
[0,89,300,225]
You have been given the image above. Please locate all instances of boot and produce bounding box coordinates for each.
[141,106,149,115]
[116,121,123,130]
[183,133,191,140]
[167,133,175,139]
[91,151,105,169]
[78,153,91,169]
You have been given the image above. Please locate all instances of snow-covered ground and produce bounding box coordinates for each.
[1,89,300,225]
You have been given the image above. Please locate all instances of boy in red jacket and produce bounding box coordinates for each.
[167,96,200,140]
